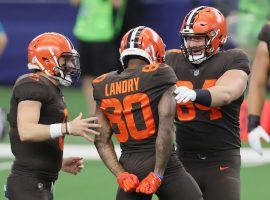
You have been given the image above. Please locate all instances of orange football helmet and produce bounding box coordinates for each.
[180,6,227,64]
[119,26,165,69]
[27,32,80,86]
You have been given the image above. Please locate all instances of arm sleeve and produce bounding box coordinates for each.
[14,82,51,103]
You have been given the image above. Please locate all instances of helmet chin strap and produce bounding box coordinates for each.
[52,67,72,87]
[188,52,207,64]
[58,75,72,87]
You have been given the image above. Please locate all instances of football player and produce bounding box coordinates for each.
[93,26,203,200]
[165,7,250,200]
[6,32,101,200]
[247,22,270,155]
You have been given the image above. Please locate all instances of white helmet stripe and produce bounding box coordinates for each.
[130,26,144,48]
[186,6,205,27]
[48,47,60,67]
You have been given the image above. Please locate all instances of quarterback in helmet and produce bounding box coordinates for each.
[6,32,101,200]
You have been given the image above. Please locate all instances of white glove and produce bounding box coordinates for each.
[174,86,196,103]
[248,126,270,155]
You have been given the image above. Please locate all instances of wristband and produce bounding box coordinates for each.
[248,115,260,132]
[65,122,70,135]
[49,123,63,138]
[194,89,212,107]
[154,172,164,180]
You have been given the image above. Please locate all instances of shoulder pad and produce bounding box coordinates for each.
[166,49,183,55]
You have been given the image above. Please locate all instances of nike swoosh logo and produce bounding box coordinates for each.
[219,166,230,171]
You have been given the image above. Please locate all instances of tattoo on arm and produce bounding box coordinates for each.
[154,85,176,176]
[94,105,125,176]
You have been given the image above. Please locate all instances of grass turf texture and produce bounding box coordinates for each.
[0,159,269,200]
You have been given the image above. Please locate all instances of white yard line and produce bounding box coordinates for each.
[0,161,12,171]
[0,144,270,168]
[0,144,120,160]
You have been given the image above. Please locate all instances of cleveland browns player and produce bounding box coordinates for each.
[93,26,203,200]
[165,7,250,200]
[247,22,270,155]
[6,32,101,200]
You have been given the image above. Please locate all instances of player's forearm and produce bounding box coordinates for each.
[208,86,232,107]
[94,139,125,176]
[208,85,246,107]
[247,83,267,115]
[18,123,66,142]
[154,126,173,176]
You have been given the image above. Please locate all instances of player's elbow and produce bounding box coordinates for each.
[94,138,99,148]
[220,92,232,105]
[18,128,31,141]
[17,123,36,141]
[94,136,106,149]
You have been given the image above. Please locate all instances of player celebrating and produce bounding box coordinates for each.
[165,6,250,200]
[93,26,203,200]
[6,32,101,200]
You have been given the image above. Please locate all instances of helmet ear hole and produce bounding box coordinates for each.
[42,57,50,63]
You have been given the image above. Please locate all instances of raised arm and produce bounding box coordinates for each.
[208,69,248,107]
[174,69,248,107]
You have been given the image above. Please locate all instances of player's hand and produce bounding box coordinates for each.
[69,113,101,142]
[248,126,270,155]
[136,172,162,194]
[174,86,196,103]
[61,157,84,175]
[117,172,139,192]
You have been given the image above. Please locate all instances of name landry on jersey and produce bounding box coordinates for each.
[105,77,140,97]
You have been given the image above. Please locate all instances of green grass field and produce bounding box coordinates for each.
[1,86,270,200]
[0,159,269,200]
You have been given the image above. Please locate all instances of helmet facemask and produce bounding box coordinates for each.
[53,51,81,86]
[180,29,220,65]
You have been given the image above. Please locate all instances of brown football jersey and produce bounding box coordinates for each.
[7,73,67,181]
[165,49,250,152]
[93,63,177,153]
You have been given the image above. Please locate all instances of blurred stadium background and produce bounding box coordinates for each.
[0,0,270,199]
